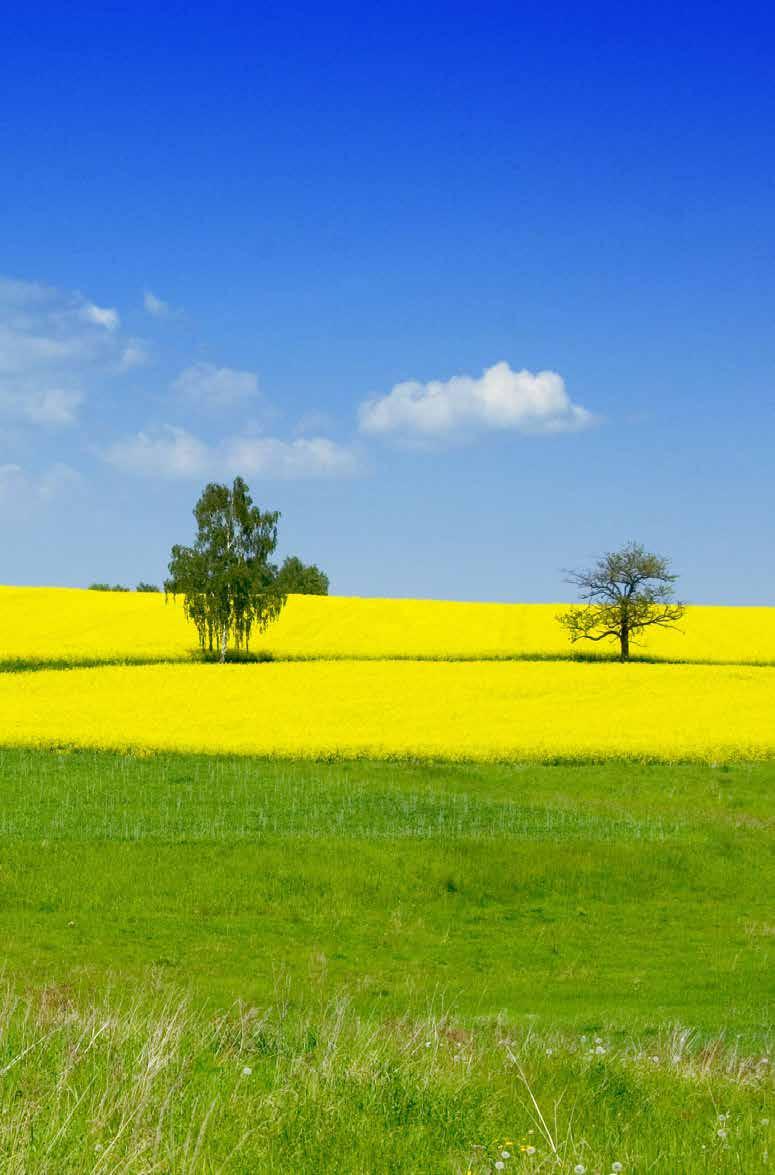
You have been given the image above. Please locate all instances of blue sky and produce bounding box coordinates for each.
[2,1,773,602]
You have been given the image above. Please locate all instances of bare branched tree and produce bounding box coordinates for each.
[557,541,685,661]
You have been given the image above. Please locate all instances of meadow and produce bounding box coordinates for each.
[0,749,771,1172]
[0,590,772,1171]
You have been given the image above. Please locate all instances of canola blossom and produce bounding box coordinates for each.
[1,661,773,762]
[1,587,775,666]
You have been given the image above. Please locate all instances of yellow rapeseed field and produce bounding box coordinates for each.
[1,661,772,762]
[1,586,775,664]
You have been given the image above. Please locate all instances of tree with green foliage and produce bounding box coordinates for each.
[88,583,130,592]
[275,555,329,595]
[557,541,685,661]
[135,582,161,593]
[165,478,286,662]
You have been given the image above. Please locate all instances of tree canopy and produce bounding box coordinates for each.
[557,541,685,660]
[275,556,329,595]
[165,478,286,661]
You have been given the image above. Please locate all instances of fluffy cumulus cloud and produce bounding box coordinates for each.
[171,362,259,407]
[102,426,360,480]
[0,275,142,427]
[359,361,595,443]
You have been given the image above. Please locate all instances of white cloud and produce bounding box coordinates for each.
[0,278,51,306]
[80,302,120,330]
[102,426,210,478]
[0,274,136,428]
[102,426,360,480]
[171,362,259,407]
[143,290,181,319]
[358,361,595,443]
[0,462,82,510]
[144,290,168,317]
[118,340,150,370]
[19,388,84,426]
[225,435,361,478]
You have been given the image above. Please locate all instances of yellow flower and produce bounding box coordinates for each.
[2,587,774,666]
[1,660,772,763]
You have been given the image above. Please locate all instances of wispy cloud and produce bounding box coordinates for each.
[80,302,120,330]
[102,425,361,480]
[143,290,181,319]
[0,275,143,428]
[118,340,151,371]
[0,462,83,510]
[227,435,360,478]
[171,362,259,407]
[359,361,595,444]
[18,388,84,426]
[102,427,210,479]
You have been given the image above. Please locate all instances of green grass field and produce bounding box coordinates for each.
[0,748,771,1171]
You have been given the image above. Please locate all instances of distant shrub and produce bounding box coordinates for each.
[88,583,130,592]
[136,582,161,593]
[275,556,329,595]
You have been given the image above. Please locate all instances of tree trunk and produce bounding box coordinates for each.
[620,625,630,661]
[220,624,228,663]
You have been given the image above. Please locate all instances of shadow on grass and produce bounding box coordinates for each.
[0,650,276,673]
[2,649,775,674]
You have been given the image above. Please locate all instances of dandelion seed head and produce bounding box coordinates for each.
[241,1065,252,1076]
[717,1129,727,1140]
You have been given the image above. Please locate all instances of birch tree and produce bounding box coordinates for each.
[165,478,286,662]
